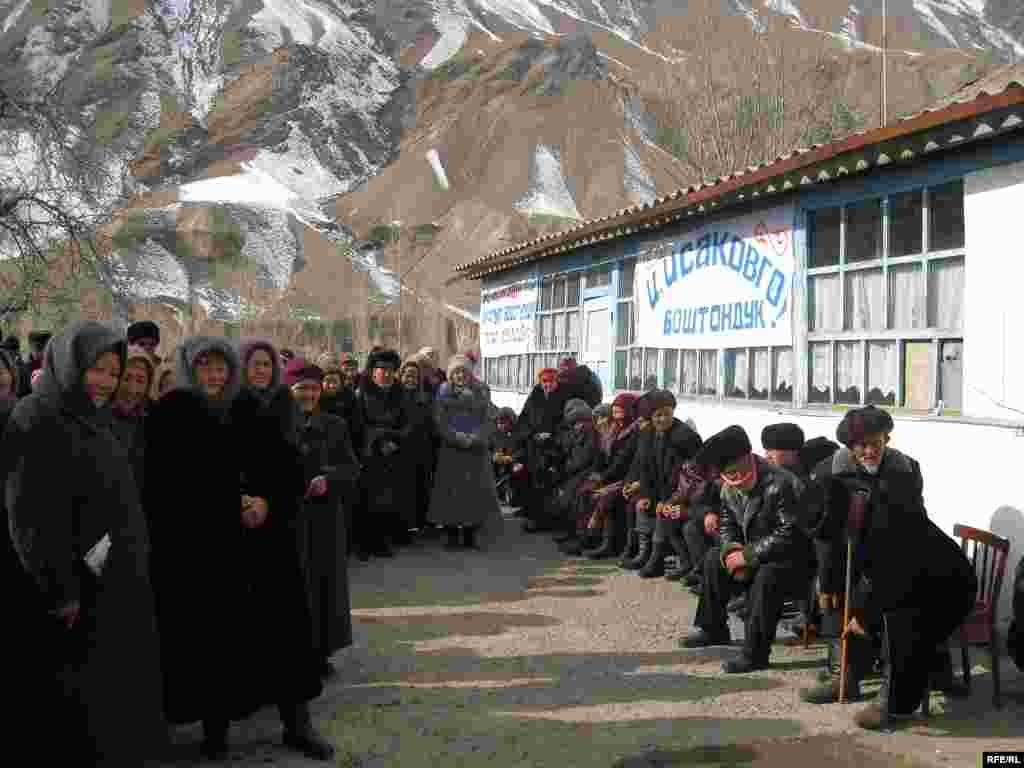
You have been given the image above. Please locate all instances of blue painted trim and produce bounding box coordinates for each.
[583,285,611,300]
[800,133,1024,211]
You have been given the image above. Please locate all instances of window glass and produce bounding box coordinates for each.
[629,348,643,390]
[614,350,627,390]
[808,342,832,404]
[835,341,862,405]
[682,350,699,396]
[809,206,841,268]
[844,268,885,331]
[615,302,631,346]
[724,349,748,398]
[750,348,770,400]
[618,258,635,299]
[567,273,581,306]
[772,347,793,402]
[540,279,553,311]
[586,263,611,288]
[929,180,964,251]
[939,340,963,410]
[888,263,924,329]
[867,341,897,406]
[663,349,679,392]
[567,311,581,351]
[809,273,842,332]
[644,348,659,390]
[551,277,566,310]
[927,256,964,329]
[699,350,717,396]
[845,198,883,263]
[889,189,923,257]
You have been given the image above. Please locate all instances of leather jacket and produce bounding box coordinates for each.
[718,456,809,570]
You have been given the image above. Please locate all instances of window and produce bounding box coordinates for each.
[699,350,718,396]
[682,350,698,396]
[750,348,770,400]
[772,347,793,402]
[644,348,659,390]
[806,181,966,411]
[615,257,639,390]
[724,349,749,398]
[663,349,679,392]
[536,272,582,359]
[629,348,643,390]
[586,262,612,288]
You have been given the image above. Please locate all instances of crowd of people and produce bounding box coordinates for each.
[1,318,1020,766]
[1,319,510,766]
[498,363,1017,731]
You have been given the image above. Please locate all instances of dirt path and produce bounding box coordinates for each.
[161,511,1024,767]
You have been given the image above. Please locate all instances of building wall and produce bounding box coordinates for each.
[490,389,1023,630]
[964,159,1024,420]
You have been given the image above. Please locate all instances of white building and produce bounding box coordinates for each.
[455,66,1024,628]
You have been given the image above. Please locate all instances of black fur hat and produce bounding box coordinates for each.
[801,436,840,473]
[836,405,894,447]
[761,422,805,451]
[696,425,753,470]
[28,331,52,352]
[367,348,401,371]
[126,320,160,344]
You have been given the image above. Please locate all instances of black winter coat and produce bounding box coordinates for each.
[110,409,147,497]
[813,447,975,627]
[718,456,810,571]
[553,425,600,513]
[144,387,321,724]
[320,385,361,454]
[354,381,416,528]
[296,409,359,655]
[515,384,569,442]
[596,424,641,485]
[560,366,602,408]
[636,420,703,503]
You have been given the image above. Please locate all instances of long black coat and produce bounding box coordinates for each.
[813,446,976,627]
[718,456,810,571]
[110,408,147,496]
[354,381,416,530]
[144,387,321,724]
[296,409,359,656]
[636,420,703,503]
[6,391,166,764]
[403,386,436,517]
[430,384,500,528]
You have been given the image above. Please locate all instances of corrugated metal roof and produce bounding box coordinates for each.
[455,66,1024,280]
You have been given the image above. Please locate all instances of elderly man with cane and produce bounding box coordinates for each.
[807,406,976,729]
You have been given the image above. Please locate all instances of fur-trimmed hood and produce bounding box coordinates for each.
[34,320,126,423]
[172,336,242,405]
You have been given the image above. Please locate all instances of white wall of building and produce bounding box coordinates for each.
[491,390,1023,631]
[964,159,1024,421]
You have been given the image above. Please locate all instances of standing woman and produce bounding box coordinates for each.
[286,358,359,676]
[353,348,413,558]
[400,359,436,532]
[429,355,501,550]
[238,337,300,445]
[144,337,331,760]
[5,321,166,766]
[110,345,156,495]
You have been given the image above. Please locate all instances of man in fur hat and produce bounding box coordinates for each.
[806,406,976,728]
[761,423,806,478]
[126,320,162,362]
[681,425,811,673]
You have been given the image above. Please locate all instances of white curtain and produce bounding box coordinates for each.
[630,348,643,389]
[810,273,842,331]
[699,350,718,395]
[663,350,679,391]
[836,342,862,403]
[726,349,749,397]
[683,350,699,395]
[867,341,898,404]
[567,311,580,351]
[553,312,566,350]
[845,268,885,331]
[928,256,965,330]
[809,342,832,400]
[773,347,793,399]
[888,263,924,329]
[752,348,771,398]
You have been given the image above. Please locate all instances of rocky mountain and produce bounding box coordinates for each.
[1,0,1020,354]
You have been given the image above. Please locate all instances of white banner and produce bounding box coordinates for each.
[634,205,795,350]
[480,278,538,357]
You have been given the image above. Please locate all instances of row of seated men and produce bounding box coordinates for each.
[491,379,981,731]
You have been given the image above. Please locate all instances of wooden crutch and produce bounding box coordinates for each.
[839,490,867,704]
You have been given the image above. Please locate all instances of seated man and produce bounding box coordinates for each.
[681,479,722,592]
[680,425,810,674]
[809,406,976,728]
[492,407,526,507]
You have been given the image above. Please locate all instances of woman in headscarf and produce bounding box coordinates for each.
[144,337,332,761]
[317,351,361,443]
[400,359,437,532]
[237,337,300,445]
[429,355,501,549]
[5,321,166,766]
[516,367,569,532]
[110,345,156,496]
[286,358,359,677]
[353,348,414,558]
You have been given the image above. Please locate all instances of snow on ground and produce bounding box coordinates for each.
[536,0,678,62]
[514,144,582,221]
[421,11,469,70]
[109,237,192,305]
[179,165,297,209]
[426,148,451,191]
[2,0,31,35]
[912,0,961,48]
[623,140,656,207]
[251,0,333,47]
[762,0,805,27]
[474,0,557,35]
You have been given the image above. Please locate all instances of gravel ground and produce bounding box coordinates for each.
[160,510,1024,767]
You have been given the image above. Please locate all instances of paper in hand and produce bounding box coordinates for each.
[83,533,112,576]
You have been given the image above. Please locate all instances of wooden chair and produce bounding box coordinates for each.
[952,524,1012,708]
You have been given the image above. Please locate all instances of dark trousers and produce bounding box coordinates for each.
[877,583,976,714]
[694,550,809,662]
[635,506,656,535]
[683,518,715,574]
[653,516,689,567]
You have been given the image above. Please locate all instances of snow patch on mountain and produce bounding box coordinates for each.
[839,3,862,44]
[623,140,656,206]
[763,0,805,26]
[514,144,581,220]
[426,148,451,190]
[475,0,557,35]
[108,235,191,306]
[914,0,960,46]
[3,0,31,35]
[421,11,469,69]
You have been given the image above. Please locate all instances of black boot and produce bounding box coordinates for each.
[618,530,638,567]
[560,530,598,556]
[200,719,229,761]
[280,703,335,761]
[623,532,651,570]
[463,527,479,550]
[583,523,616,559]
[639,540,669,578]
[445,526,460,550]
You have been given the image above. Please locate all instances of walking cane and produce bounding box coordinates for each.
[839,490,868,703]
